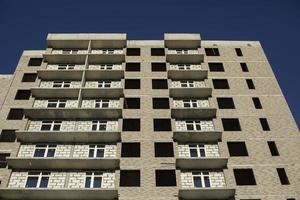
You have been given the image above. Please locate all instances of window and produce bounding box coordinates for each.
[0,130,16,142]
[151,63,166,72]
[85,172,103,188]
[233,169,256,185]
[267,141,279,156]
[126,48,140,56]
[183,99,198,108]
[7,109,23,120]
[53,81,71,88]
[152,79,168,89]
[89,145,105,158]
[123,98,140,109]
[58,64,75,70]
[179,80,195,88]
[123,119,140,131]
[259,118,270,131]
[125,79,140,89]
[246,79,255,89]
[102,49,115,54]
[151,48,165,56]
[217,98,235,109]
[208,63,224,72]
[153,119,172,131]
[41,121,62,131]
[121,143,140,157]
[98,64,113,70]
[227,142,248,156]
[95,100,110,108]
[155,170,177,186]
[177,64,191,70]
[47,100,67,108]
[186,120,201,131]
[240,63,249,72]
[212,79,229,89]
[120,170,140,187]
[92,120,108,131]
[277,168,290,185]
[22,73,37,82]
[155,143,174,157]
[62,49,78,54]
[28,58,43,66]
[235,48,243,56]
[97,81,112,88]
[0,153,10,168]
[192,172,211,188]
[15,90,31,100]
[222,118,241,131]
[25,172,50,188]
[205,48,220,56]
[126,63,140,72]
[34,145,56,157]
[189,144,206,157]
[152,98,169,109]
[252,97,262,109]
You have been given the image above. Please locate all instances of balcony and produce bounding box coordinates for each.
[43,49,88,64]
[82,81,123,98]
[166,49,204,64]
[31,88,80,98]
[169,80,212,98]
[85,64,124,80]
[89,49,125,63]
[179,188,235,200]
[167,64,207,80]
[164,33,201,49]
[171,99,216,119]
[37,65,85,80]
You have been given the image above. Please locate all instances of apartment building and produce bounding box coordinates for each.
[0,33,299,200]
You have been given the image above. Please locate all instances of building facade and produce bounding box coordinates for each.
[0,33,299,200]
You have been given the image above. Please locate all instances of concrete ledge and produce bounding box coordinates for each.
[43,54,87,64]
[81,88,123,98]
[169,87,212,98]
[166,54,204,64]
[171,107,217,119]
[176,157,228,169]
[88,54,125,64]
[179,188,235,200]
[37,70,84,80]
[164,33,201,48]
[85,69,124,80]
[173,131,222,142]
[31,88,80,98]
[168,69,208,80]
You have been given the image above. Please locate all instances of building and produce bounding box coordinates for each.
[0,33,299,200]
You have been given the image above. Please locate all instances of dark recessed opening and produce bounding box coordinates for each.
[7,109,24,120]
[125,63,140,72]
[155,170,177,186]
[153,119,172,131]
[152,79,168,89]
[212,79,229,89]
[222,118,241,131]
[259,118,270,131]
[0,153,10,168]
[22,73,37,82]
[120,170,140,186]
[151,63,166,72]
[227,142,248,156]
[126,48,140,56]
[246,79,255,89]
[151,48,165,56]
[152,98,169,109]
[15,90,31,100]
[267,141,279,156]
[122,119,140,131]
[252,97,262,109]
[240,63,249,72]
[124,98,140,109]
[233,168,256,185]
[121,143,140,157]
[0,130,16,142]
[28,58,43,66]
[205,48,220,56]
[277,168,290,185]
[208,63,224,72]
[235,48,243,56]
[217,97,235,109]
[154,142,174,157]
[125,79,140,89]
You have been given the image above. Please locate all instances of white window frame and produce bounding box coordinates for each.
[33,144,57,158]
[47,99,67,108]
[95,100,110,108]
[41,120,62,131]
[92,120,108,131]
[58,64,75,70]
[185,120,201,131]
[53,81,71,88]
[98,81,112,88]
[85,172,103,188]
[25,172,50,188]
[189,144,206,157]
[192,172,211,188]
[88,145,105,158]
[183,99,198,108]
[180,80,194,88]
[102,49,114,55]
[178,64,191,70]
[176,49,188,54]
[99,64,113,70]
[62,49,78,54]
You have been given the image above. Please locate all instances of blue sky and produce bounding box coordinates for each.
[0,0,299,127]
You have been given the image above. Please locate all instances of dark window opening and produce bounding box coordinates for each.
[208,63,224,72]
[154,119,172,131]
[124,98,140,109]
[205,48,220,56]
[125,79,140,89]
[15,90,31,100]
[121,143,140,157]
[28,58,43,66]
[126,48,140,56]
[222,118,241,131]
[122,119,140,131]
[153,98,169,109]
[259,118,270,131]
[7,109,24,120]
[0,153,10,168]
[235,48,243,56]
[252,97,262,109]
[22,73,37,82]
[240,63,249,72]
[212,79,229,89]
[152,63,166,72]
[120,170,140,186]
[154,143,174,157]
[0,130,16,142]
[246,79,255,89]
[155,170,177,186]
[151,48,165,56]
[152,79,168,89]
[217,97,235,109]
[267,141,279,156]
[227,142,248,156]
[233,169,256,185]
[125,63,140,72]
[277,168,290,185]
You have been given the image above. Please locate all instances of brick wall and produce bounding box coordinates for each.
[173,99,209,108]
[180,171,225,188]
[175,120,215,131]
[39,81,81,88]
[88,64,122,70]
[85,81,121,88]
[169,64,202,70]
[171,80,206,88]
[33,100,78,108]
[178,144,220,157]
[81,100,120,108]
[47,64,85,70]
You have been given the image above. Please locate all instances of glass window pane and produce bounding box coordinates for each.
[89,149,95,157]
[204,176,210,187]
[96,149,104,157]
[93,177,102,188]
[34,149,45,157]
[47,149,55,157]
[41,125,51,131]
[193,177,202,188]
[39,177,49,188]
[190,149,198,157]
[25,177,38,188]
[85,177,91,188]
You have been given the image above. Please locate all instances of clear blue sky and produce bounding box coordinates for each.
[0,0,299,127]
